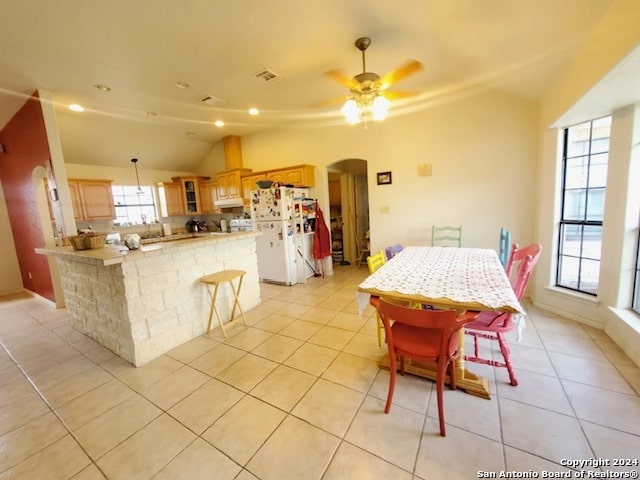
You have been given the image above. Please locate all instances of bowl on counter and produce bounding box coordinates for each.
[256,180,274,189]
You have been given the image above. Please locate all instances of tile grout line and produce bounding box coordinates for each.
[0,337,110,479]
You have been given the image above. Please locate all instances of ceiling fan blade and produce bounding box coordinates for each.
[310,96,348,108]
[380,60,423,88]
[382,90,419,100]
[324,69,359,89]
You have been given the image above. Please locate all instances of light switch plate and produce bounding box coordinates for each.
[418,163,432,176]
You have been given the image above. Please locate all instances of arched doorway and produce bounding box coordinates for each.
[326,159,369,266]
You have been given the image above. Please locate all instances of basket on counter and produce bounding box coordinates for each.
[68,233,107,251]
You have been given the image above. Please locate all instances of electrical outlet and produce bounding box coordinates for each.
[380,206,390,214]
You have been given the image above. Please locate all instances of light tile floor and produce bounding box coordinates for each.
[1,265,640,479]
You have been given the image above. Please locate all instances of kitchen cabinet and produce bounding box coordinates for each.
[329,180,341,206]
[266,165,315,187]
[156,182,184,217]
[172,176,210,215]
[240,164,315,207]
[241,174,265,207]
[215,169,252,201]
[68,179,116,221]
[199,180,220,214]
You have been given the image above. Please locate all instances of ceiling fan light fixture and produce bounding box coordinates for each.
[372,95,390,121]
[341,99,360,124]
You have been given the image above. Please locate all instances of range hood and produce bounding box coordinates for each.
[214,198,244,208]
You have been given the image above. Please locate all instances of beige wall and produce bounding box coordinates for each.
[534,0,640,365]
[0,182,22,293]
[239,89,539,255]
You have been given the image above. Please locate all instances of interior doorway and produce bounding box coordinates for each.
[327,159,369,266]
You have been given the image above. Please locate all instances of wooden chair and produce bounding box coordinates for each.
[366,250,386,346]
[384,244,403,260]
[432,225,462,247]
[464,243,542,386]
[498,227,511,268]
[356,238,371,267]
[366,250,386,274]
[370,296,475,436]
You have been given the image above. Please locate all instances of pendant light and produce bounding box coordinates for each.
[131,158,144,194]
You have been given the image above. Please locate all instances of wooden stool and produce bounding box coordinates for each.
[200,269,247,337]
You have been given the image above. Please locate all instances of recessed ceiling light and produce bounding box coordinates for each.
[146,112,157,116]
[176,81,190,89]
[94,84,111,92]
[185,131,196,136]
[248,107,259,116]
[214,120,225,127]
[68,104,84,112]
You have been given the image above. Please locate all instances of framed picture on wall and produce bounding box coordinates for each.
[377,171,392,185]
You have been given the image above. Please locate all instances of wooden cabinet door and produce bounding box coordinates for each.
[266,171,285,184]
[215,172,230,200]
[265,165,315,187]
[241,175,261,207]
[157,182,183,217]
[216,169,251,200]
[76,180,116,220]
[180,177,202,214]
[329,180,341,205]
[226,171,241,198]
[199,181,220,214]
[68,180,84,220]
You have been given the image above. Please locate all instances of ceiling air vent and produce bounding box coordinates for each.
[201,95,226,106]
[254,68,281,82]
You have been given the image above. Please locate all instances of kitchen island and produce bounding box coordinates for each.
[36,231,261,366]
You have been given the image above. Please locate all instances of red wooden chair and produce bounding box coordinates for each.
[370,296,475,436]
[464,243,542,386]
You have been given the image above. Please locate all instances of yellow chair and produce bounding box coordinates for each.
[366,250,385,274]
[432,225,462,247]
[366,250,386,346]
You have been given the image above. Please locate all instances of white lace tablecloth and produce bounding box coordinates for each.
[357,246,523,315]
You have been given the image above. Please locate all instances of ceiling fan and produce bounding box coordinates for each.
[320,36,423,124]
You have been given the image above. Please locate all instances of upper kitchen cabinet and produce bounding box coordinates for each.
[199,180,220,214]
[240,165,316,208]
[241,174,264,207]
[329,180,341,206]
[68,179,116,221]
[215,169,252,203]
[266,165,315,187]
[157,182,183,217]
[171,176,210,215]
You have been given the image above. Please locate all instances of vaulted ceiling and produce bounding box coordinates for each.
[0,0,615,172]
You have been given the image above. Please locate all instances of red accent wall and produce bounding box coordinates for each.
[0,93,55,302]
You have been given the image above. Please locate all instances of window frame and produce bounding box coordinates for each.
[111,185,159,227]
[632,222,640,314]
[555,116,611,296]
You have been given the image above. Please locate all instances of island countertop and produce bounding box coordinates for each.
[35,231,261,266]
[36,230,262,366]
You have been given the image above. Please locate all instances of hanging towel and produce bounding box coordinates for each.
[313,201,332,277]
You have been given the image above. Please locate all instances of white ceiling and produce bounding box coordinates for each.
[0,0,616,172]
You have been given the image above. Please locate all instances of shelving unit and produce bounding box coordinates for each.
[293,198,317,283]
[330,206,343,264]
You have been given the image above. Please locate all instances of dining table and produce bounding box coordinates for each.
[356,245,523,399]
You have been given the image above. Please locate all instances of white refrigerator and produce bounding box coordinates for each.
[250,186,315,285]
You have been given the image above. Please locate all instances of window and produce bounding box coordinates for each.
[556,116,611,295]
[112,185,158,226]
[633,223,640,314]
